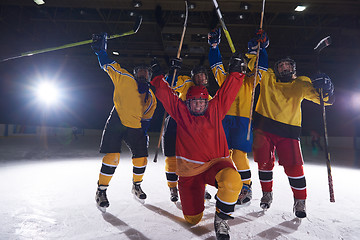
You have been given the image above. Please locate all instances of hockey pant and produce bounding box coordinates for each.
[179,163,242,225]
[253,129,307,200]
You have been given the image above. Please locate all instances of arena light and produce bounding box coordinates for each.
[351,93,360,111]
[35,82,60,106]
[295,5,306,12]
[34,0,45,5]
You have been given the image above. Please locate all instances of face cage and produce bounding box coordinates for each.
[274,59,296,81]
[191,72,209,86]
[133,66,152,83]
[186,99,209,116]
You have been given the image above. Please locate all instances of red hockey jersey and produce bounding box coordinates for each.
[151,72,244,177]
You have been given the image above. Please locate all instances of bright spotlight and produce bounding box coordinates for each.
[35,82,60,105]
[295,6,306,12]
[352,93,360,111]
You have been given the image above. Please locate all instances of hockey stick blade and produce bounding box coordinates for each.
[107,15,143,40]
[212,0,236,53]
[314,36,332,53]
[0,15,143,62]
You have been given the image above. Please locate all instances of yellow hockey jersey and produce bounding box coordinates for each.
[103,62,157,129]
[249,51,332,139]
[209,46,261,118]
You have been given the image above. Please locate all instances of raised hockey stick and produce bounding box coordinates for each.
[314,36,335,203]
[1,15,143,62]
[212,0,236,53]
[247,0,266,141]
[153,1,189,163]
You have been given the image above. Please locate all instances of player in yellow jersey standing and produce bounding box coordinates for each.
[247,30,335,218]
[207,28,269,205]
[91,33,157,211]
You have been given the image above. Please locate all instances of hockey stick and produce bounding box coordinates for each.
[211,0,236,53]
[314,36,335,203]
[0,15,143,62]
[247,0,266,141]
[153,1,189,163]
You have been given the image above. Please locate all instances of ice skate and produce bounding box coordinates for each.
[236,183,252,206]
[260,191,273,210]
[214,212,233,240]
[293,199,307,218]
[205,190,212,200]
[95,186,109,213]
[169,187,179,202]
[132,181,147,203]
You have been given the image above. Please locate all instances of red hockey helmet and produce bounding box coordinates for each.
[186,85,209,100]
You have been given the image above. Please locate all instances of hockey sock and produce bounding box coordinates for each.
[165,156,178,188]
[284,165,307,199]
[132,157,147,182]
[231,149,251,185]
[98,153,120,186]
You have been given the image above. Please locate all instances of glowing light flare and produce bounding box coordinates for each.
[295,6,306,12]
[35,82,60,106]
[351,93,360,111]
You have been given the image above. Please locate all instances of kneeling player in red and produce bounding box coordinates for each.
[150,52,246,240]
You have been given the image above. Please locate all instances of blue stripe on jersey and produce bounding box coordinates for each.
[104,64,135,80]
[173,79,192,91]
[143,90,154,115]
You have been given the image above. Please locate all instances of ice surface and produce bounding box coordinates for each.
[1,134,359,240]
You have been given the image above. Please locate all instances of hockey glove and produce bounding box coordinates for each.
[229,52,247,74]
[208,28,221,48]
[311,72,334,96]
[170,58,182,70]
[91,33,107,55]
[254,29,269,49]
[151,58,163,78]
[247,38,259,54]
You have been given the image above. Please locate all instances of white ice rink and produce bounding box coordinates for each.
[1,133,359,240]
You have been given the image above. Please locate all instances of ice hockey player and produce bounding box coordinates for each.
[162,60,212,202]
[207,28,269,205]
[91,33,157,210]
[247,30,335,218]
[150,52,246,240]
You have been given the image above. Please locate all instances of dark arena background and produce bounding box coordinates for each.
[0,0,359,136]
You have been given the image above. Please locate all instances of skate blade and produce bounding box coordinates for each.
[260,203,270,210]
[133,195,146,204]
[96,204,107,213]
[295,211,307,219]
[175,201,182,210]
